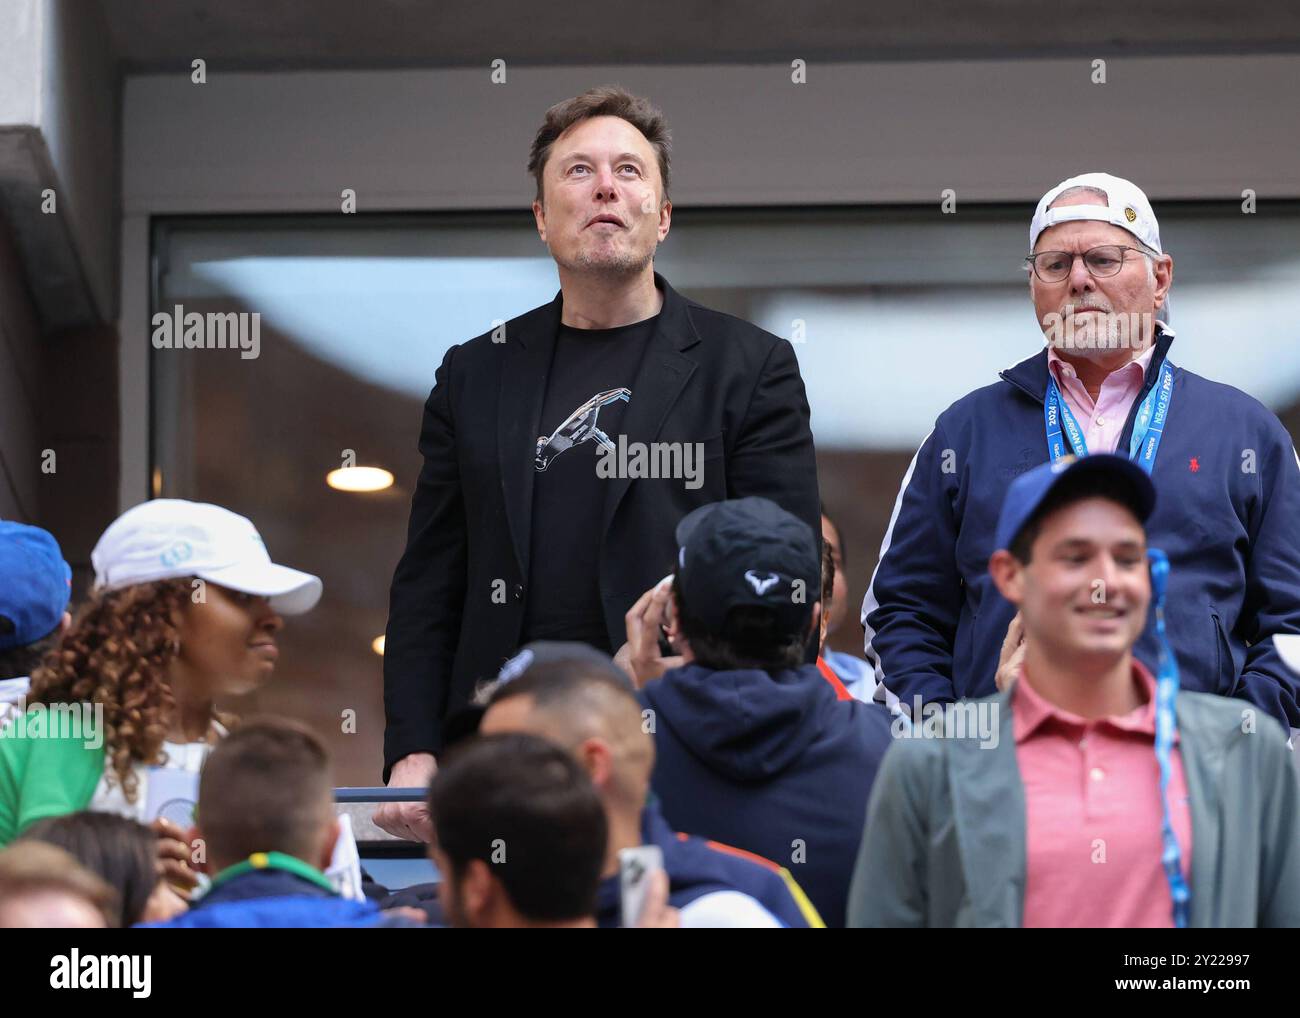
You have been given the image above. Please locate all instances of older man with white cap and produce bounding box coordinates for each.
[862,172,1300,733]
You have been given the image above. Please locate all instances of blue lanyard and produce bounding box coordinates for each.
[1045,360,1175,474]
[1148,548,1192,928]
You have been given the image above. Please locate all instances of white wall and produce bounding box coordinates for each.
[118,54,1300,503]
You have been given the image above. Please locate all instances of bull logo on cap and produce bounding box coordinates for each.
[744,570,779,596]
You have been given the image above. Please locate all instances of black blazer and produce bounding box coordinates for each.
[382,273,820,776]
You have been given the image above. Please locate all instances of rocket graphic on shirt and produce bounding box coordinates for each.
[534,388,631,471]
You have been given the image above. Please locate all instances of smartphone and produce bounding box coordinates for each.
[618,845,665,927]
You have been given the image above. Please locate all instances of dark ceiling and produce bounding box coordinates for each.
[98,0,1300,72]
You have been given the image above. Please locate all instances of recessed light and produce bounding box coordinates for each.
[327,466,394,492]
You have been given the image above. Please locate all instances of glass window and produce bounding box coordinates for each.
[152,205,1300,782]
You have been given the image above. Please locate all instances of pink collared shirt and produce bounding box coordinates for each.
[1014,660,1193,928]
[1047,345,1156,455]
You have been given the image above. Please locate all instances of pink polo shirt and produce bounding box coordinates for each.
[1014,660,1193,928]
[1047,345,1156,455]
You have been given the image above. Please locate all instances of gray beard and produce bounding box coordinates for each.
[556,244,655,279]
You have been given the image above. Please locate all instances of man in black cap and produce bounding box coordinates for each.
[621,496,894,928]
[477,641,823,927]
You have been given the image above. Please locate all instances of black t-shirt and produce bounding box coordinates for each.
[520,314,659,650]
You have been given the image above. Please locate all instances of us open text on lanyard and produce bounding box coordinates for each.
[1045,359,1175,472]
[1044,357,1190,927]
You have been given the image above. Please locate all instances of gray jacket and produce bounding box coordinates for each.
[847,687,1300,927]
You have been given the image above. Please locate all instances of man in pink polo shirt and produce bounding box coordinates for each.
[848,453,1300,928]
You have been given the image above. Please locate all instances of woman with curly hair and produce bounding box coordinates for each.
[0,499,321,869]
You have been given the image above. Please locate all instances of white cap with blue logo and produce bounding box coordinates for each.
[91,499,321,614]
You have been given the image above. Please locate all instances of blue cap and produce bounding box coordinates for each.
[0,521,73,650]
[994,454,1156,553]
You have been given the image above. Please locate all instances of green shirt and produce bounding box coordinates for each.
[0,708,105,847]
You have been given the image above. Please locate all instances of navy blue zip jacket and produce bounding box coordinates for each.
[862,327,1300,729]
[639,661,895,928]
[594,802,822,928]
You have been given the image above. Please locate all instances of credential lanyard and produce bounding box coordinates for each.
[1148,548,1192,929]
[1045,360,1175,474]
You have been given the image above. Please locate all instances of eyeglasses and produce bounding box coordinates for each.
[1025,244,1149,283]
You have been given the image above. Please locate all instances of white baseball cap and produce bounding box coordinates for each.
[92,499,322,614]
[1030,172,1162,254]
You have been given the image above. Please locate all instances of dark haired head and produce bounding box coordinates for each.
[428,732,607,925]
[821,536,835,610]
[0,628,60,683]
[487,645,637,714]
[482,644,654,812]
[19,812,159,927]
[821,508,847,575]
[673,574,811,673]
[527,86,671,203]
[197,717,335,869]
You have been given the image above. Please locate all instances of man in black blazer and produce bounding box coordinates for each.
[377,86,819,840]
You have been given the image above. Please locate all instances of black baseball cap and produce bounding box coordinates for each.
[675,497,820,637]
